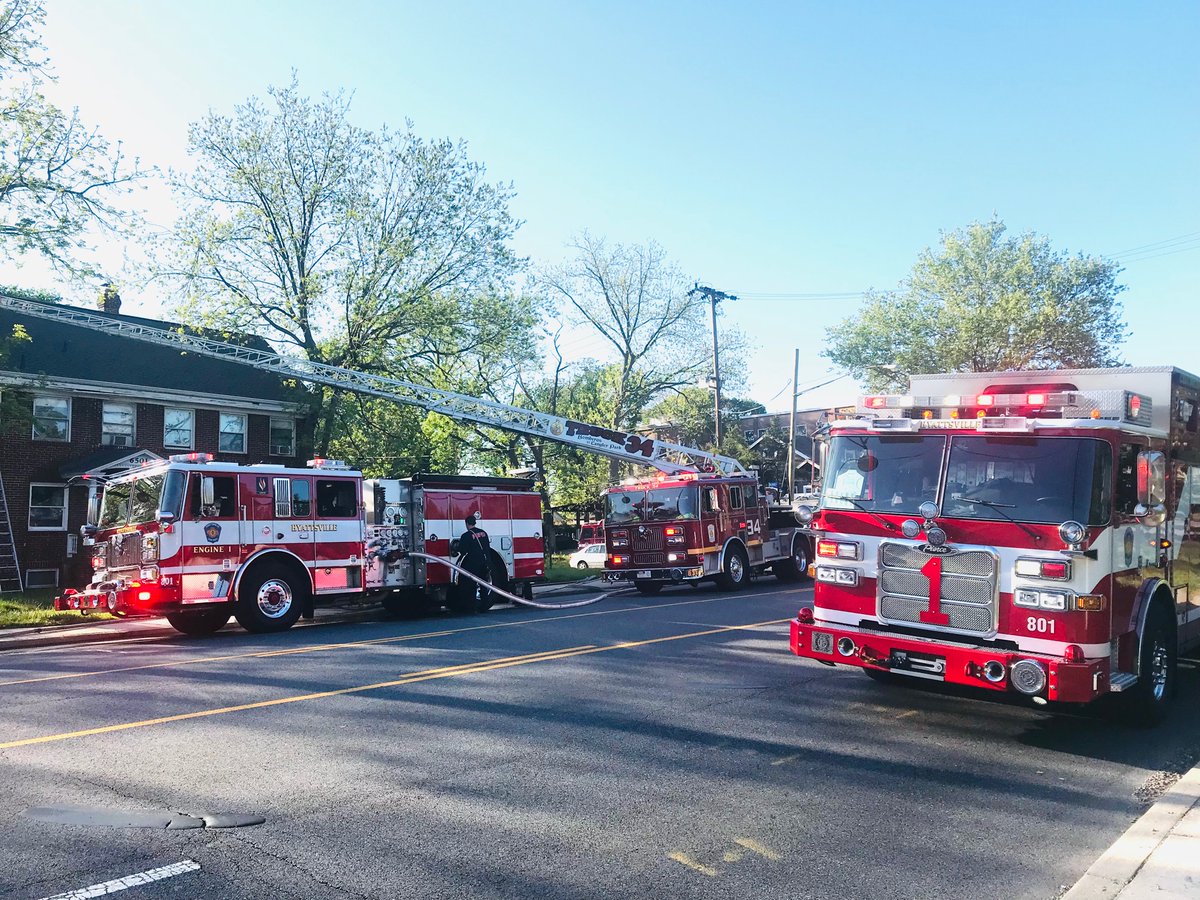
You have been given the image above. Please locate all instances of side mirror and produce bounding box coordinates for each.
[1133,502,1167,527]
[793,504,814,525]
[201,476,215,507]
[80,524,98,538]
[158,511,176,526]
[1136,451,1166,506]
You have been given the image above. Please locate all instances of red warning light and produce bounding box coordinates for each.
[865,396,886,409]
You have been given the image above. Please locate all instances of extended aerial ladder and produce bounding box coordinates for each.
[0,294,746,476]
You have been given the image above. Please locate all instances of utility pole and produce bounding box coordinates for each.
[787,348,799,502]
[689,284,737,449]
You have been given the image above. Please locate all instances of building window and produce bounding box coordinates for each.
[32,396,70,441]
[164,408,194,449]
[219,413,246,453]
[744,430,754,442]
[270,417,296,456]
[29,484,68,530]
[102,402,136,447]
[25,569,59,589]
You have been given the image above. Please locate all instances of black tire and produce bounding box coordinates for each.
[166,607,231,636]
[576,561,589,569]
[715,545,749,592]
[634,581,663,595]
[234,562,306,633]
[774,536,810,583]
[1121,601,1177,727]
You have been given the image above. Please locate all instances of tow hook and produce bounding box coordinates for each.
[858,645,890,668]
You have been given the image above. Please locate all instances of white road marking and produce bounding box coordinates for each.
[38,860,200,899]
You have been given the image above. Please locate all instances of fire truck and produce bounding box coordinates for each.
[790,366,1200,723]
[0,295,798,635]
[55,460,547,634]
[603,471,811,593]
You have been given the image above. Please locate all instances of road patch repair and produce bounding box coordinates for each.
[27,805,264,829]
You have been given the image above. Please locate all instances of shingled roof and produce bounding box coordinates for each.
[0,296,303,405]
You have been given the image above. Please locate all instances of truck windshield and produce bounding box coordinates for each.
[822,434,946,514]
[604,485,699,524]
[95,470,186,528]
[942,436,1111,525]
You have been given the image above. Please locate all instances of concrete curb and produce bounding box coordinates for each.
[0,607,383,652]
[1062,764,1200,899]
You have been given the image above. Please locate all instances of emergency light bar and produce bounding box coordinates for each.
[857,389,1154,427]
[169,452,214,464]
[307,458,350,469]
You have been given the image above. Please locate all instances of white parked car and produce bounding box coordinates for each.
[568,543,608,569]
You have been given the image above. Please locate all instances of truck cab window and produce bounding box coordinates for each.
[729,486,743,510]
[1115,443,1140,514]
[190,476,237,519]
[317,480,357,518]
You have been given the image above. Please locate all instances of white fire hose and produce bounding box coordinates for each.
[404,551,609,610]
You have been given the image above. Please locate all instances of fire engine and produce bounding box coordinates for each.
[603,471,811,593]
[790,366,1200,723]
[0,295,803,635]
[54,459,547,634]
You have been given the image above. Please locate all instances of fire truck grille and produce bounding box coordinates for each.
[881,543,994,578]
[880,569,994,605]
[633,530,664,551]
[877,542,997,634]
[879,595,994,633]
[633,552,666,567]
[108,532,143,569]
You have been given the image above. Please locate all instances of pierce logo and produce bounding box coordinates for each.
[204,522,222,544]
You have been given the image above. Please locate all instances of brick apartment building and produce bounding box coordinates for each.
[0,292,312,591]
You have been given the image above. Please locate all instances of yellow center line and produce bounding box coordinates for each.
[0,589,806,688]
[668,852,719,877]
[0,618,790,750]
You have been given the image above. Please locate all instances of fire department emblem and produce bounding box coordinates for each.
[255,477,268,493]
[204,522,222,544]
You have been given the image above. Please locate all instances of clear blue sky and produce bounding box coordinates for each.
[6,0,1197,412]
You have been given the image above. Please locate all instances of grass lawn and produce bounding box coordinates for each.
[0,588,115,629]
[544,553,600,583]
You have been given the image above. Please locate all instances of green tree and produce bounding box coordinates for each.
[825,219,1128,391]
[155,76,531,455]
[0,1,144,275]
[0,319,31,433]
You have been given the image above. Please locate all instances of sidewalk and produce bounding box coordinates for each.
[0,577,614,652]
[1063,762,1200,900]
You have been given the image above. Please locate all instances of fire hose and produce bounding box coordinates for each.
[400,551,609,610]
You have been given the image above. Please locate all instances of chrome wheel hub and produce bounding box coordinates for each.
[1150,641,1169,701]
[257,579,293,618]
[729,554,744,582]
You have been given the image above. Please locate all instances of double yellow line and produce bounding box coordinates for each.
[0,618,790,750]
[0,590,804,688]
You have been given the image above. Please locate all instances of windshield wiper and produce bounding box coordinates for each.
[825,496,896,531]
[955,497,1041,541]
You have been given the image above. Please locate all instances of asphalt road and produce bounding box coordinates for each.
[1,579,1198,900]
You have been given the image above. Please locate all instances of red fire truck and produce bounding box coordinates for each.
[603,471,811,593]
[790,366,1200,723]
[56,458,546,633]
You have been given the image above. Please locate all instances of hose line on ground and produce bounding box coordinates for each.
[405,552,609,610]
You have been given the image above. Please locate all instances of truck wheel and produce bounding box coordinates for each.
[1121,602,1177,727]
[234,562,306,633]
[166,607,231,636]
[774,537,810,583]
[634,581,663,595]
[715,546,749,592]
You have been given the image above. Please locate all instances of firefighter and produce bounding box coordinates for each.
[457,514,492,604]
